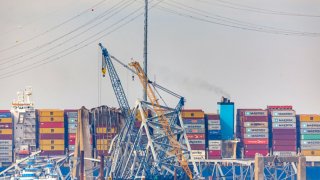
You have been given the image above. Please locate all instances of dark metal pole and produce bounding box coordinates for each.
[80,150,84,180]
[99,155,105,179]
[143,0,148,101]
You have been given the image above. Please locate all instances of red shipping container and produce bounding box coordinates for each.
[0,110,10,113]
[244,144,268,150]
[189,144,205,150]
[272,135,296,140]
[273,140,296,146]
[0,123,12,129]
[40,134,64,139]
[240,116,268,122]
[40,122,64,128]
[40,151,65,156]
[244,150,268,157]
[273,146,296,151]
[69,134,76,139]
[186,134,205,139]
[243,139,268,145]
[69,139,75,145]
[0,134,12,139]
[207,114,219,120]
[267,106,292,110]
[208,150,221,156]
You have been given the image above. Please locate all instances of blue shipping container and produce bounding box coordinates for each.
[183,119,204,124]
[0,113,11,118]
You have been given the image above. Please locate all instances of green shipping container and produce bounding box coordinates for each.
[301,134,320,140]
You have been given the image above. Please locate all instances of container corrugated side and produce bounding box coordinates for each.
[301,140,320,145]
[38,110,64,117]
[271,110,296,117]
[0,129,12,134]
[243,133,268,139]
[185,128,205,134]
[0,118,12,123]
[39,117,64,122]
[183,119,204,124]
[272,123,296,129]
[301,129,320,134]
[299,115,320,122]
[301,150,320,156]
[0,140,12,145]
[184,124,205,129]
[272,117,296,123]
[40,134,64,139]
[208,120,220,125]
[301,134,320,140]
[40,140,64,145]
[0,123,12,129]
[181,110,204,119]
[300,122,320,129]
[243,128,268,133]
[272,151,296,156]
[40,145,64,151]
[186,134,205,139]
[40,122,64,128]
[243,139,268,145]
[0,157,12,162]
[243,122,268,128]
[40,128,64,134]
[96,127,116,134]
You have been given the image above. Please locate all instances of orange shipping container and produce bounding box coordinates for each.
[96,127,116,134]
[40,128,64,134]
[182,110,204,119]
[40,145,64,151]
[97,139,111,144]
[299,115,320,122]
[301,150,320,156]
[40,140,64,145]
[0,129,12,134]
[39,117,64,122]
[0,118,12,123]
[97,144,110,150]
[38,109,64,117]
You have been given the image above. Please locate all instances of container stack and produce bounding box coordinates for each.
[237,109,269,158]
[65,110,78,152]
[0,110,13,167]
[38,109,65,156]
[182,109,206,160]
[268,106,297,157]
[299,114,320,156]
[206,114,221,159]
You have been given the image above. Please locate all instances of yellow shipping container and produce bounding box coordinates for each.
[38,109,64,117]
[40,145,64,151]
[39,116,64,122]
[96,127,116,134]
[40,128,64,134]
[301,150,320,156]
[0,129,12,134]
[97,139,111,144]
[97,144,110,150]
[300,115,320,122]
[182,110,204,119]
[40,140,65,145]
[0,118,12,123]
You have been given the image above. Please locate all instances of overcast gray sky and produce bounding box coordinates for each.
[0,0,319,114]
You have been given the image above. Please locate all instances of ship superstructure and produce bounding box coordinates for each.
[11,87,37,160]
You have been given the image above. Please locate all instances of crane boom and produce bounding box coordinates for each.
[129,61,193,179]
[99,43,136,177]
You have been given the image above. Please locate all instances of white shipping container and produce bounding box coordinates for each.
[0,146,12,151]
[189,140,205,144]
[0,157,12,162]
[208,124,221,130]
[301,129,320,134]
[208,120,220,125]
[300,122,320,129]
[300,144,320,150]
[271,110,295,117]
[208,140,221,146]
[272,117,296,123]
[185,128,205,134]
[244,122,268,128]
[273,151,296,157]
[244,110,267,116]
[272,123,296,128]
[245,128,268,133]
[192,155,205,160]
[301,140,320,146]
[244,133,268,139]
[0,140,12,145]
[184,124,205,129]
[0,151,12,157]
[208,145,221,150]
[191,150,206,156]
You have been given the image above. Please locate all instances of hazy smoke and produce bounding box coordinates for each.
[181,77,231,99]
